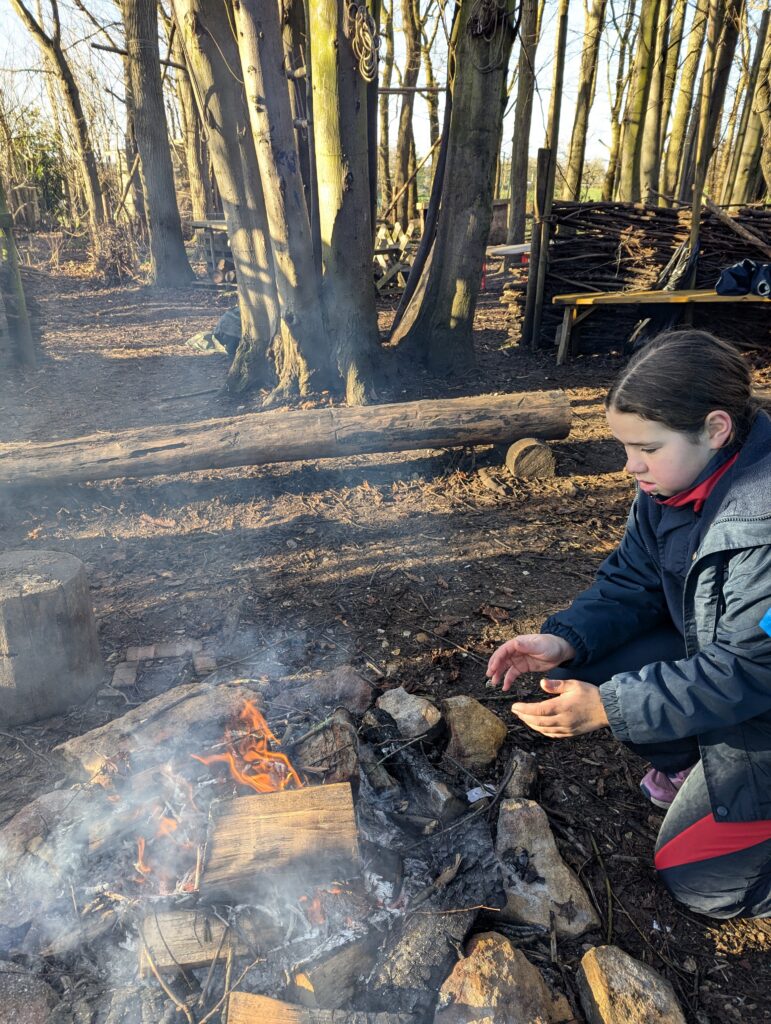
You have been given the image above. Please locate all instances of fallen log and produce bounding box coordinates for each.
[54,679,263,780]
[0,391,571,487]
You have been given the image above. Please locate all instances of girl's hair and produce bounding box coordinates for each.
[606,330,758,443]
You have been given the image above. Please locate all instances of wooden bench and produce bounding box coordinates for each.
[552,288,769,364]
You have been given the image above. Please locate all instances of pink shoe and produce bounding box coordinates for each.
[640,767,693,809]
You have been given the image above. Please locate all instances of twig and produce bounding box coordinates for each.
[141,937,196,1024]
[0,730,54,765]
[197,957,263,1024]
[420,627,487,666]
[372,732,431,768]
[588,833,613,945]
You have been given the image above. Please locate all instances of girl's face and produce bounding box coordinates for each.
[606,407,733,497]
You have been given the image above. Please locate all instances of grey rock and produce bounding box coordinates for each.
[496,798,600,939]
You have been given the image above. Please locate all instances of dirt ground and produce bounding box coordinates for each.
[1,257,770,1023]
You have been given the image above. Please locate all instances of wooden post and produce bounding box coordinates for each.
[525,0,569,349]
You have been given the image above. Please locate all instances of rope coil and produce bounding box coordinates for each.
[344,1,380,83]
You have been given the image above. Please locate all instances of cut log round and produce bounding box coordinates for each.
[0,391,572,488]
[0,550,104,726]
[504,438,556,479]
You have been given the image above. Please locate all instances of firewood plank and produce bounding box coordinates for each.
[139,910,246,970]
[228,993,416,1024]
[199,783,359,900]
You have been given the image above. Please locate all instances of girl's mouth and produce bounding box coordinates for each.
[637,480,657,493]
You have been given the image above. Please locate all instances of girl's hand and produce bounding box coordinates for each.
[486,634,576,692]
[511,678,610,738]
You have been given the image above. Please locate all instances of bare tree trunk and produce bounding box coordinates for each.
[234,0,331,395]
[506,0,540,242]
[0,169,36,366]
[640,0,670,202]
[617,0,661,201]
[601,0,636,200]
[688,0,721,255]
[172,0,280,392]
[407,134,418,222]
[309,0,381,403]
[562,0,607,199]
[420,5,441,174]
[8,0,104,240]
[282,0,312,209]
[721,8,766,202]
[726,11,771,204]
[391,1,515,370]
[393,0,421,228]
[753,16,771,192]
[661,0,709,202]
[122,59,148,233]
[123,0,193,286]
[658,0,687,155]
[714,7,749,200]
[170,31,210,221]
[378,0,395,214]
[680,0,744,206]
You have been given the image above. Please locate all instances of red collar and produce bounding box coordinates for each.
[659,452,739,513]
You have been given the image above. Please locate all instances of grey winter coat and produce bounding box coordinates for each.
[542,410,771,823]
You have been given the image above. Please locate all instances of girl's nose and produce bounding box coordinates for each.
[624,453,646,475]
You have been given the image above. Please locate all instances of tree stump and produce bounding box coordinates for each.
[0,550,104,725]
[504,438,556,479]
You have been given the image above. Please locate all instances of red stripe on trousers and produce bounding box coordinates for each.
[655,812,771,871]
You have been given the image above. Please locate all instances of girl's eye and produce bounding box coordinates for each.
[641,448,658,454]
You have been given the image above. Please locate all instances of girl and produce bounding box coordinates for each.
[486,330,771,920]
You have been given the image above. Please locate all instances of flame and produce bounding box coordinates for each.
[299,893,326,927]
[192,700,302,793]
[157,817,178,837]
[134,837,151,876]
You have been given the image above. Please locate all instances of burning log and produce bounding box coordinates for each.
[366,904,477,1018]
[286,932,383,1009]
[361,709,466,826]
[292,708,360,783]
[228,994,418,1024]
[198,783,359,901]
[139,909,268,971]
[0,391,572,487]
[0,549,104,725]
[54,680,265,780]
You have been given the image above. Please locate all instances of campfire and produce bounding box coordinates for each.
[1,669,542,1023]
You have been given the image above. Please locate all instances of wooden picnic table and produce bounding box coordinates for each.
[552,288,769,364]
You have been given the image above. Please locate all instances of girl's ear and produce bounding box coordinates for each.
[705,410,734,449]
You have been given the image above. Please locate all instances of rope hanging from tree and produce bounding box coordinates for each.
[344,1,380,83]
[467,0,521,73]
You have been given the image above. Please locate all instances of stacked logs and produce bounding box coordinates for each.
[502,201,771,351]
[212,258,237,285]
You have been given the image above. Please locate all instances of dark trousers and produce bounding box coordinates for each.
[549,626,771,919]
